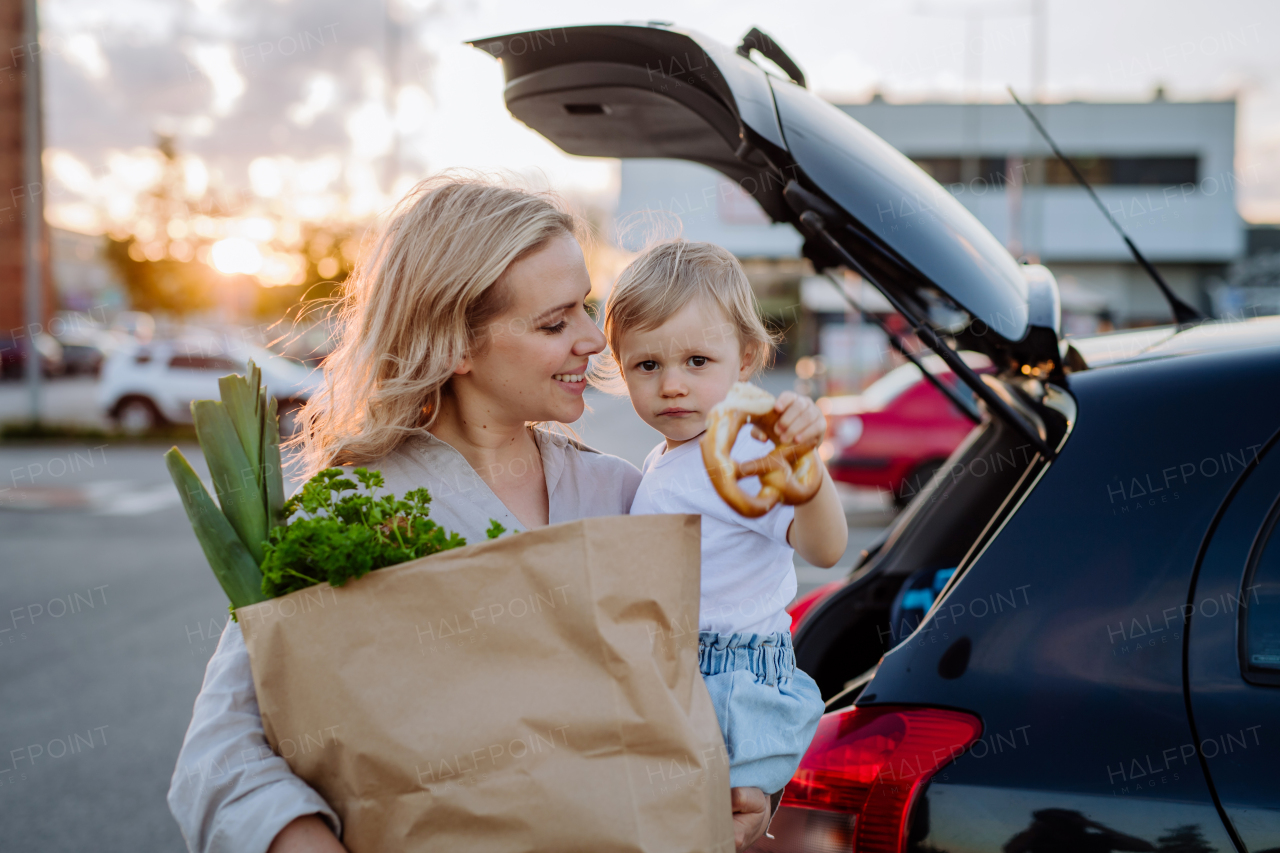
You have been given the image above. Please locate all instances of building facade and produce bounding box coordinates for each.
[843,97,1243,329]
[615,97,1248,334]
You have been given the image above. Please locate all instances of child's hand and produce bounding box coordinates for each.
[751,391,826,446]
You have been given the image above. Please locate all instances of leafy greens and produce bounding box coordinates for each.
[260,467,507,598]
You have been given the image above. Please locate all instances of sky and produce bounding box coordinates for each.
[36,0,1280,236]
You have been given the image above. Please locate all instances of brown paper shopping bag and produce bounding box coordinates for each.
[238,514,735,853]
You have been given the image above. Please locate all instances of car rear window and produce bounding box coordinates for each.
[168,354,242,371]
[1244,499,1280,681]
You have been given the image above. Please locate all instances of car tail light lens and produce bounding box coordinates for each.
[788,580,843,633]
[777,705,982,852]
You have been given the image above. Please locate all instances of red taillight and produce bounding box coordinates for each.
[788,581,843,633]
[782,705,982,852]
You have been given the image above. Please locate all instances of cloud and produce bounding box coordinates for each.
[185,42,246,116]
[51,0,1277,236]
[395,85,431,135]
[288,73,337,127]
[63,33,109,80]
[47,149,96,194]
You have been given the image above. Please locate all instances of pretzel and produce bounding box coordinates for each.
[700,383,823,518]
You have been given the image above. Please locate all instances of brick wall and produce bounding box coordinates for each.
[0,0,53,338]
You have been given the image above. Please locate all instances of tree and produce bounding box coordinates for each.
[103,236,220,316]
[103,134,220,316]
[104,134,359,323]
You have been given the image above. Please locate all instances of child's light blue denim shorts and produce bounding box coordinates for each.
[698,631,825,794]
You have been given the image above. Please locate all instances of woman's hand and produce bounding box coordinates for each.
[267,815,348,853]
[731,786,771,851]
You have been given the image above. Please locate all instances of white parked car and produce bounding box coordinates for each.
[98,337,320,435]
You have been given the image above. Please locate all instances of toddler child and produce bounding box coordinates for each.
[599,239,848,820]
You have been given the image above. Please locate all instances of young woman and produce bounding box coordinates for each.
[167,175,773,853]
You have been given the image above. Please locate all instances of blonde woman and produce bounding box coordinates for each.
[167,176,774,853]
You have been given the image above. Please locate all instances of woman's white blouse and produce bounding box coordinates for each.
[166,429,642,853]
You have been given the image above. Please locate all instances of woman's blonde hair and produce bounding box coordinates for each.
[294,172,580,476]
[594,239,779,392]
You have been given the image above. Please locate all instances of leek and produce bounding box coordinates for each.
[165,448,267,608]
[193,399,269,565]
[166,359,279,608]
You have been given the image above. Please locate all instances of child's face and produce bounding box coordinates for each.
[616,297,754,448]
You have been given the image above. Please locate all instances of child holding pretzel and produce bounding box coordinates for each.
[597,239,847,834]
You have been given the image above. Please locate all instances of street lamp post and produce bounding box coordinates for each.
[22,0,45,426]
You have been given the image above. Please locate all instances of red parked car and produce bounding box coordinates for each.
[819,352,993,506]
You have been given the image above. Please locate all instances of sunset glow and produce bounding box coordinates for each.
[211,238,263,275]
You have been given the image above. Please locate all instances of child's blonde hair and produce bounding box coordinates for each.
[595,240,779,392]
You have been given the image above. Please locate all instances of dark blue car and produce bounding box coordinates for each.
[474,23,1280,852]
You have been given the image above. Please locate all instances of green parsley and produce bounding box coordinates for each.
[260,467,507,598]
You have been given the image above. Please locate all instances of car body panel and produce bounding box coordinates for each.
[1186,427,1280,852]
[98,340,316,424]
[859,344,1280,848]
[1069,314,1280,370]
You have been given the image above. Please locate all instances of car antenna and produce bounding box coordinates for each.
[1007,86,1204,326]
[822,272,981,425]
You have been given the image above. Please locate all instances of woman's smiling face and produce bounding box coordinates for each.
[453,233,605,426]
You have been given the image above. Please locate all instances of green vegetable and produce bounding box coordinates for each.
[218,363,262,478]
[260,392,285,531]
[165,447,268,609]
[217,364,287,532]
[192,400,269,565]
[167,361,505,608]
[260,467,500,598]
[166,360,280,606]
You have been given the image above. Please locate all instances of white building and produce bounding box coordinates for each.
[844,97,1242,329]
[616,97,1247,332]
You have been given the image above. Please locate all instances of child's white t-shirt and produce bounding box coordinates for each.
[629,430,796,636]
